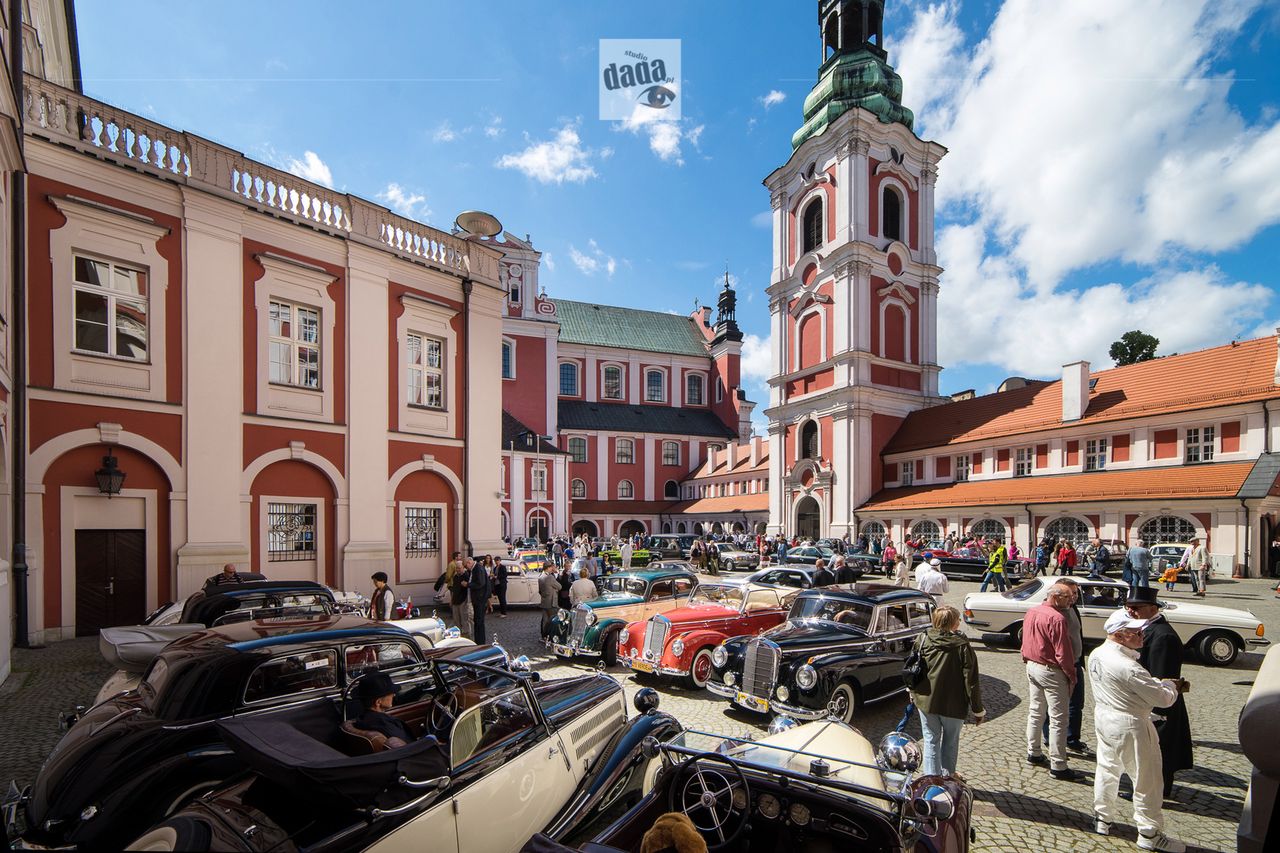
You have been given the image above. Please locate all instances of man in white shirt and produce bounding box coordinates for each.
[620,539,634,571]
[570,568,598,607]
[916,558,950,601]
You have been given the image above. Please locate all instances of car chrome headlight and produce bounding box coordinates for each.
[444,627,461,639]
[795,664,817,691]
[557,609,570,622]
[671,639,685,658]
[583,608,598,626]
[618,627,630,644]
[775,684,790,702]
[711,645,728,668]
[724,671,737,687]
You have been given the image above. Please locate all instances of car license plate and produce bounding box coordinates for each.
[735,691,769,713]
[552,643,574,656]
[630,660,654,673]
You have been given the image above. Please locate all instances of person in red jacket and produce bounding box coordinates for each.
[1057,541,1079,576]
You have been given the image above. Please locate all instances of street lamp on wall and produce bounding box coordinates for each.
[95,450,126,497]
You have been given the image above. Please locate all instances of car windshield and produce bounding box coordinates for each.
[689,585,744,608]
[1003,579,1042,600]
[789,596,874,631]
[599,576,647,596]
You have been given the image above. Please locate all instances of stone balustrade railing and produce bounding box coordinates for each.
[22,74,500,285]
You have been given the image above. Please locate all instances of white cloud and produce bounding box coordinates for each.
[761,90,787,109]
[716,272,740,289]
[376,183,431,220]
[750,211,772,229]
[496,124,600,184]
[616,104,703,165]
[433,121,467,142]
[543,252,555,272]
[484,116,504,138]
[285,151,333,188]
[740,333,772,384]
[568,239,617,277]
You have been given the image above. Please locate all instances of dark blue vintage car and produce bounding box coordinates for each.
[4,615,508,851]
[706,584,936,723]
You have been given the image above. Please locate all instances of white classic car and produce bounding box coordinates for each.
[962,574,1269,665]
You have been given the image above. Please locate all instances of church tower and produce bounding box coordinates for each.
[765,0,947,538]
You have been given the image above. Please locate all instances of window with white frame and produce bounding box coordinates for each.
[618,479,634,499]
[900,461,914,486]
[602,365,623,399]
[72,254,149,361]
[531,463,547,495]
[571,478,586,498]
[645,369,665,402]
[1014,447,1033,477]
[559,362,578,396]
[267,502,317,561]
[715,379,724,403]
[1185,426,1215,463]
[954,454,971,482]
[1085,437,1108,471]
[662,441,680,466]
[268,300,320,388]
[403,506,441,556]
[664,480,679,499]
[501,341,514,380]
[686,373,705,405]
[407,333,445,409]
[616,438,635,464]
[567,436,587,464]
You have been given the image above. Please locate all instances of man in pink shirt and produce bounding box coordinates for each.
[1021,586,1085,780]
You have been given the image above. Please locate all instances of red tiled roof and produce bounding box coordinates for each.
[666,493,770,514]
[886,336,1279,453]
[858,462,1256,512]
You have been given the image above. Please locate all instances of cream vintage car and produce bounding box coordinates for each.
[547,567,699,665]
[962,574,1269,665]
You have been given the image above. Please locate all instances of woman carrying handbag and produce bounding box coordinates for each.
[907,605,986,777]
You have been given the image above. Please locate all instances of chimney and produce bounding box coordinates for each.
[700,306,713,327]
[1062,360,1091,422]
[726,442,739,470]
[750,435,763,467]
[737,398,756,439]
[706,444,719,472]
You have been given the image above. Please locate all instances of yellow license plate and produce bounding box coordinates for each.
[735,691,769,713]
[630,660,654,673]
[552,643,574,656]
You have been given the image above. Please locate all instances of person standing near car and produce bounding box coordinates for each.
[369,572,397,621]
[620,538,633,572]
[916,558,950,601]
[570,567,598,607]
[1126,588,1194,798]
[494,557,509,618]
[979,542,1009,592]
[910,605,985,777]
[1057,541,1078,576]
[1042,579,1089,754]
[538,564,561,638]
[882,541,898,574]
[450,556,471,635]
[812,558,835,587]
[467,557,490,644]
[1089,539,1111,579]
[1186,538,1210,597]
[893,556,911,587]
[1128,540,1154,591]
[834,555,857,584]
[1022,586,1084,781]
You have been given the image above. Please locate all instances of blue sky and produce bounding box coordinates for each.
[74,1,1280,427]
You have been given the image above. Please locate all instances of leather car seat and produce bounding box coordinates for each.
[339,720,391,755]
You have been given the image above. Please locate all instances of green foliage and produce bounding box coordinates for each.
[1109,330,1160,366]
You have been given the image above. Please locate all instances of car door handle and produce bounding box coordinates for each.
[106,581,114,595]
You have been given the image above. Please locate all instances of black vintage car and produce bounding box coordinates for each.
[3,615,508,851]
[910,549,1025,581]
[706,584,935,723]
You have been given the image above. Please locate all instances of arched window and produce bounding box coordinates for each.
[882,186,903,242]
[910,520,941,543]
[570,478,586,498]
[802,198,824,254]
[676,522,687,534]
[501,341,514,379]
[662,522,672,533]
[662,441,680,466]
[559,362,578,396]
[1045,517,1090,546]
[1139,515,1197,544]
[686,373,705,405]
[602,365,623,399]
[645,369,665,403]
[567,437,587,464]
[861,521,886,540]
[800,420,818,460]
[617,480,634,499]
[615,438,634,464]
[970,519,1006,542]
[664,480,679,499]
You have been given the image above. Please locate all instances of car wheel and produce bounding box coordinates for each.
[685,648,714,689]
[1196,632,1239,666]
[601,630,619,667]
[724,560,735,571]
[1008,622,1024,647]
[828,681,860,724]
[128,817,212,853]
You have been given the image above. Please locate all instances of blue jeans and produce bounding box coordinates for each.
[919,711,964,777]
[896,700,916,733]
[979,570,1006,592]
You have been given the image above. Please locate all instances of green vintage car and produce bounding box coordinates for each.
[546,568,698,665]
[599,546,655,568]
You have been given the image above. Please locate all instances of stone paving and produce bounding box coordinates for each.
[2,575,1273,852]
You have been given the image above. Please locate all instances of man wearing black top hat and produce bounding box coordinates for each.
[1125,586,1193,798]
[354,671,412,745]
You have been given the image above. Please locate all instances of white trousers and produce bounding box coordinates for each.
[1025,662,1070,770]
[1093,709,1166,836]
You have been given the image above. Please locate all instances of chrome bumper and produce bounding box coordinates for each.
[769,700,827,721]
[619,657,687,678]
[1247,637,1271,647]
[544,639,601,658]
[706,680,735,699]
[963,617,991,627]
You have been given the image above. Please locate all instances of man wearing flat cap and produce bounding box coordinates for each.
[354,671,412,745]
[1087,608,1186,852]
[1125,586,1193,798]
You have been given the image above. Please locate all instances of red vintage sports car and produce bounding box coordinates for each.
[617,582,798,687]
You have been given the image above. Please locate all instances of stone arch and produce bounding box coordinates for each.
[244,446,346,500]
[29,427,184,491]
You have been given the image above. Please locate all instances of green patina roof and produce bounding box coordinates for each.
[792,48,914,149]
[555,299,709,358]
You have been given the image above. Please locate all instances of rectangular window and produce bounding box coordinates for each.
[244,649,337,704]
[645,371,664,402]
[269,300,320,388]
[568,437,587,464]
[73,254,149,361]
[501,342,514,379]
[404,506,441,556]
[603,366,622,399]
[1185,427,1215,463]
[531,464,547,494]
[559,362,578,396]
[1014,447,1033,477]
[1085,437,1108,471]
[616,439,634,464]
[900,461,914,486]
[267,502,317,561]
[954,454,970,482]
[686,374,704,405]
[662,441,680,466]
[407,334,445,409]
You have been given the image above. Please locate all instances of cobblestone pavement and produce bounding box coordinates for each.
[2,575,1274,852]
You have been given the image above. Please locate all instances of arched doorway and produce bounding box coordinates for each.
[711,522,724,536]
[527,509,550,543]
[795,496,821,540]
[619,519,646,538]
[572,519,598,538]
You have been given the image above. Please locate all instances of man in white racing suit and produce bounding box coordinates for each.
[1088,610,1186,852]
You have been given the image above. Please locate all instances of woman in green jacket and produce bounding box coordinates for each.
[910,605,985,777]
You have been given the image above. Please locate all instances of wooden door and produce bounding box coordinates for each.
[75,529,147,636]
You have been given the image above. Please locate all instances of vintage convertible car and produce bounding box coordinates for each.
[617,582,798,687]
[707,585,935,723]
[962,574,1269,665]
[498,562,553,609]
[4,615,510,851]
[547,568,699,665]
[529,720,974,853]
[126,677,681,853]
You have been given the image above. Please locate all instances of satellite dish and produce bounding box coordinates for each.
[454,210,503,238]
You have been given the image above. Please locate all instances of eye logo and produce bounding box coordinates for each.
[639,84,676,110]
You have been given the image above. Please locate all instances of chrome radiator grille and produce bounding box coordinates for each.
[643,618,670,660]
[741,638,779,698]
[570,608,589,645]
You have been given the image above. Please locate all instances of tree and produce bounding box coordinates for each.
[1109,330,1159,366]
